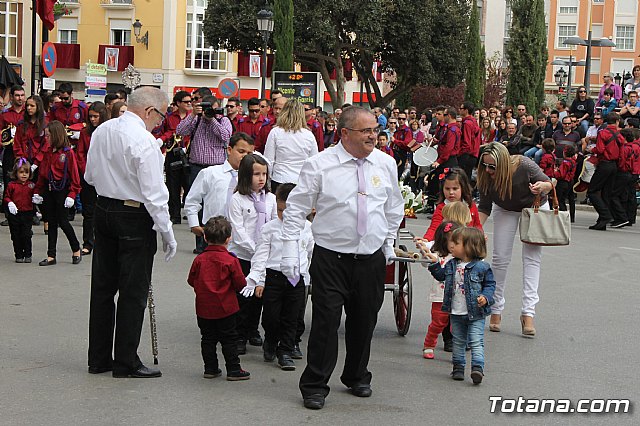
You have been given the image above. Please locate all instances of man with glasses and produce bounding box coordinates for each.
[304,102,324,152]
[516,104,527,127]
[157,90,193,224]
[255,96,287,153]
[237,97,269,140]
[86,86,176,379]
[225,97,243,131]
[553,116,581,158]
[598,72,623,103]
[373,106,387,128]
[177,94,233,253]
[620,90,640,120]
[48,82,88,128]
[259,98,271,119]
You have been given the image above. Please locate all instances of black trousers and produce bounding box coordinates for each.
[588,160,617,223]
[80,177,97,250]
[299,246,386,398]
[44,189,80,258]
[610,171,636,223]
[295,292,307,344]
[456,153,477,185]
[262,268,305,355]
[197,314,241,374]
[165,151,190,222]
[88,196,157,373]
[426,157,459,202]
[556,179,575,222]
[236,258,263,341]
[8,211,33,259]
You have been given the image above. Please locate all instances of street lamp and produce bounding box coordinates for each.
[132,19,149,50]
[554,67,567,88]
[552,52,585,103]
[256,9,274,99]
[563,36,615,92]
[614,73,622,86]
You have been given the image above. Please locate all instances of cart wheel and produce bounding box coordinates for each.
[393,245,413,336]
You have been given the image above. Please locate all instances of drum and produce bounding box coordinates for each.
[1,125,14,146]
[412,146,438,167]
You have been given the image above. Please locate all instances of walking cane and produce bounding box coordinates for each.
[147,282,159,365]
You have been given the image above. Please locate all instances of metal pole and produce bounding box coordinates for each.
[566,54,573,104]
[261,34,267,99]
[583,30,592,92]
[30,0,37,95]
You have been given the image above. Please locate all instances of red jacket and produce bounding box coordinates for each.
[35,147,81,199]
[555,157,576,182]
[392,125,413,151]
[307,118,324,152]
[4,180,35,212]
[423,201,483,241]
[592,125,623,162]
[187,245,247,319]
[460,116,481,157]
[379,145,394,157]
[436,123,460,164]
[158,112,190,149]
[254,120,275,153]
[617,142,637,173]
[13,122,49,166]
[539,153,556,178]
[47,99,87,126]
[0,106,24,129]
[236,114,270,141]
[629,140,640,175]
[76,128,93,176]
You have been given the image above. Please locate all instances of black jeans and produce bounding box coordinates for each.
[610,171,636,223]
[555,179,575,222]
[457,153,477,185]
[44,189,80,258]
[8,211,33,259]
[197,314,241,374]
[587,160,617,223]
[80,177,97,250]
[236,259,263,341]
[261,268,305,355]
[299,246,385,398]
[165,150,191,222]
[88,196,157,373]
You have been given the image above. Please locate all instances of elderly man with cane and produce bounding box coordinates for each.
[86,86,177,378]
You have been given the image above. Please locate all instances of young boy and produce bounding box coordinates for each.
[241,183,314,371]
[377,132,394,157]
[597,88,617,117]
[187,216,250,381]
[554,146,577,222]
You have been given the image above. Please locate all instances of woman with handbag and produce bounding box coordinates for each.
[476,142,553,337]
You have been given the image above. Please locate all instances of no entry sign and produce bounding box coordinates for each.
[42,42,57,77]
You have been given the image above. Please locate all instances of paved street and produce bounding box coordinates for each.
[1,209,638,425]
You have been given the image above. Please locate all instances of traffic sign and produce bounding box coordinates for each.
[41,42,57,77]
[218,78,239,98]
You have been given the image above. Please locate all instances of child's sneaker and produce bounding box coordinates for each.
[470,366,484,384]
[277,354,296,371]
[227,369,250,381]
[422,348,434,359]
[203,368,222,379]
[451,364,464,381]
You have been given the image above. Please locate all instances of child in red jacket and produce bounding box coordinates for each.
[554,146,577,222]
[4,158,35,262]
[187,216,251,381]
[538,138,557,179]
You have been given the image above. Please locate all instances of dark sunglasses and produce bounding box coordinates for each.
[578,90,586,93]
[481,162,497,170]
[180,100,192,103]
[59,96,70,101]
[226,104,236,108]
[248,109,260,113]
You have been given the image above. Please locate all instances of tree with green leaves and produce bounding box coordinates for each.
[505,0,547,114]
[273,0,294,71]
[464,3,484,105]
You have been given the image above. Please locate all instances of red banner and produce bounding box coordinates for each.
[36,0,56,31]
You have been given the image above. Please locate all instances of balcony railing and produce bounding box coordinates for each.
[100,0,134,9]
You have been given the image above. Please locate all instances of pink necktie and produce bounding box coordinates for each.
[356,158,367,236]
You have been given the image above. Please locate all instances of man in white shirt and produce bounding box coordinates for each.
[85,87,176,379]
[185,132,255,236]
[281,106,404,409]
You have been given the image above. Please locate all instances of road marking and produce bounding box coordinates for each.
[619,247,640,251]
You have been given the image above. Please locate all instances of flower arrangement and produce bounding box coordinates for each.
[53,2,72,19]
[400,185,427,218]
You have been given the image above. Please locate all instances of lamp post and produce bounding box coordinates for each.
[563,36,615,93]
[256,9,274,99]
[554,67,567,94]
[552,53,585,103]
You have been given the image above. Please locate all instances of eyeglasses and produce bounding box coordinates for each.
[517,108,525,111]
[388,121,397,125]
[562,122,572,125]
[226,104,236,108]
[192,96,201,102]
[248,109,260,113]
[481,162,497,170]
[260,105,269,108]
[506,110,513,114]
[398,117,406,120]
[180,100,192,103]
[59,96,70,101]
[146,106,166,120]
[327,123,335,127]
[346,127,380,136]
[578,90,586,93]
[304,108,312,111]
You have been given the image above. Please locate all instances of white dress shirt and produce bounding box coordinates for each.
[84,111,171,233]
[247,218,314,286]
[184,161,235,228]
[282,142,404,254]
[264,126,319,184]
[228,191,277,261]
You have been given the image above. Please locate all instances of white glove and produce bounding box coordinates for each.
[70,131,80,140]
[64,197,75,208]
[160,228,178,262]
[32,194,43,205]
[31,164,38,172]
[240,278,257,297]
[156,138,164,148]
[280,240,300,282]
[10,126,16,138]
[8,202,18,215]
[383,239,395,266]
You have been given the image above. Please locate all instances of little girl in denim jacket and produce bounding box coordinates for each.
[419,226,496,385]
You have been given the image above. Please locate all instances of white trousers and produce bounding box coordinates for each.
[490,204,545,317]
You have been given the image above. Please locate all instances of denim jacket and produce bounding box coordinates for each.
[428,258,496,320]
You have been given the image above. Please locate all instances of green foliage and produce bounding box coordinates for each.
[273,0,294,71]
[505,0,547,113]
[464,4,484,106]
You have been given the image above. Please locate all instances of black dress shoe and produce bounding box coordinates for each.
[262,340,276,362]
[303,394,325,410]
[88,366,112,374]
[249,335,263,346]
[113,364,162,378]
[277,354,296,371]
[72,255,82,265]
[0,219,8,226]
[588,221,607,231]
[291,343,303,359]
[350,384,372,397]
[39,258,56,266]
